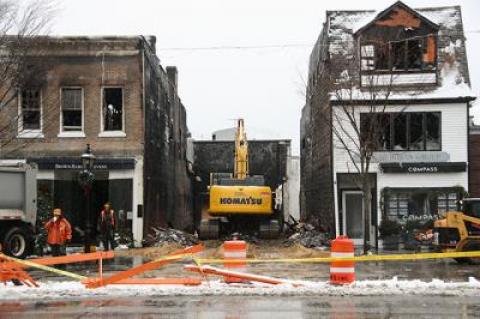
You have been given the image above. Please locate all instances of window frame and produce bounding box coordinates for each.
[99,86,126,138]
[385,188,460,220]
[360,112,442,152]
[58,87,85,138]
[17,88,44,138]
[361,37,437,74]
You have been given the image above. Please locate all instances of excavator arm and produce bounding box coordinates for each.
[234,119,248,180]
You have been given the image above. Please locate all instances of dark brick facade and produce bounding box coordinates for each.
[0,36,194,236]
[300,23,336,235]
[469,129,480,198]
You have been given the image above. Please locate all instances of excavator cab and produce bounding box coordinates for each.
[460,199,480,235]
[433,198,480,264]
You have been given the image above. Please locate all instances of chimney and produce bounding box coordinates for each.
[145,35,156,54]
[166,66,178,91]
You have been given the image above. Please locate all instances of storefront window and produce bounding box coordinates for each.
[437,193,457,214]
[386,189,459,223]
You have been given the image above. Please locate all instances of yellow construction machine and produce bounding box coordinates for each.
[198,119,281,239]
[433,198,480,264]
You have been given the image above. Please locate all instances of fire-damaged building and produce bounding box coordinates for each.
[300,1,476,246]
[0,36,194,245]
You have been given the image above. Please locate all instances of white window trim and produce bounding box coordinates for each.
[98,131,126,138]
[57,131,86,138]
[99,86,126,138]
[17,89,43,138]
[58,87,85,137]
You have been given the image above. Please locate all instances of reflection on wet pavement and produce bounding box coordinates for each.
[28,255,480,283]
[1,295,480,318]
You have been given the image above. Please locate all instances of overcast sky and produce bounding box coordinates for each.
[52,0,480,155]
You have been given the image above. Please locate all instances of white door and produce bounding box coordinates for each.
[342,191,364,245]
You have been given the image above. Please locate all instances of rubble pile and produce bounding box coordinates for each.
[284,223,328,248]
[222,232,259,244]
[142,227,199,247]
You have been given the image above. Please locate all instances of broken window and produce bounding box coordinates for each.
[425,113,441,150]
[375,43,390,70]
[422,35,436,69]
[362,36,436,72]
[103,88,123,131]
[407,40,422,69]
[20,89,41,130]
[360,45,375,71]
[361,112,441,151]
[391,41,406,70]
[61,88,82,131]
[360,113,390,150]
[392,114,407,151]
[409,113,424,150]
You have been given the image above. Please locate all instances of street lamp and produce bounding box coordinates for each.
[79,144,95,253]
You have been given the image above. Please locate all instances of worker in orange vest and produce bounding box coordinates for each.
[99,202,116,251]
[44,208,72,257]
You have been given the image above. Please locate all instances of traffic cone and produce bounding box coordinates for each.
[330,235,355,285]
[223,240,247,283]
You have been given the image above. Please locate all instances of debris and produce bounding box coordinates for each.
[142,227,199,247]
[284,223,328,248]
[222,232,259,244]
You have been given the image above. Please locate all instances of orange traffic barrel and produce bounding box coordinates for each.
[330,235,355,285]
[223,240,247,283]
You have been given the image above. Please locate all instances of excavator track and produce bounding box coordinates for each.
[198,219,220,240]
[259,219,281,239]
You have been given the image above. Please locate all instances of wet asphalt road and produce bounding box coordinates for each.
[2,255,480,318]
[27,255,480,283]
[1,295,480,318]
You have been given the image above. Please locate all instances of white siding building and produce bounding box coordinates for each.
[301,1,476,247]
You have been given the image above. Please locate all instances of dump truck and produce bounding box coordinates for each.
[198,119,282,239]
[0,163,37,258]
[433,198,480,264]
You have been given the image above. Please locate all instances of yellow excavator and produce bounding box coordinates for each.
[198,119,282,239]
[433,198,480,264]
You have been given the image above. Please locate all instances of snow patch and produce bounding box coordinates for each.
[1,278,480,300]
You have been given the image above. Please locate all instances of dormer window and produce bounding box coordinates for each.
[361,36,436,73]
[355,2,440,87]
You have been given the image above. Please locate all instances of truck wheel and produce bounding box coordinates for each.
[2,227,32,259]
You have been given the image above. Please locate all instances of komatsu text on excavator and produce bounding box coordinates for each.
[198,119,282,239]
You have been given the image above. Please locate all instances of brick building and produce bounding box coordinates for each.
[301,2,476,246]
[469,118,480,198]
[0,36,193,245]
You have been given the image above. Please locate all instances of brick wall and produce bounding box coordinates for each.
[0,38,144,158]
[469,132,480,197]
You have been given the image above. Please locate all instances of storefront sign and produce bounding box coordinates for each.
[381,162,466,173]
[27,157,135,170]
[371,151,450,163]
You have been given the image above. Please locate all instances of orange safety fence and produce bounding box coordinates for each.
[185,264,301,286]
[0,251,114,269]
[83,244,204,289]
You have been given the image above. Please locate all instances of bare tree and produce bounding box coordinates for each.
[0,0,55,155]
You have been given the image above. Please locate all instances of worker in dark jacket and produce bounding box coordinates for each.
[98,202,116,251]
[44,208,72,257]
